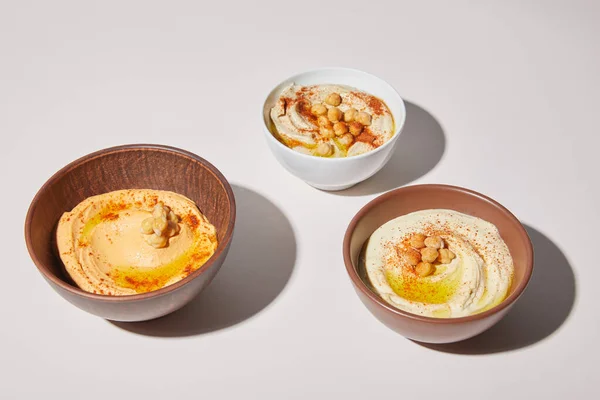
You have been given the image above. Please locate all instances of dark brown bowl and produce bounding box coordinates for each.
[343,184,533,343]
[24,144,236,322]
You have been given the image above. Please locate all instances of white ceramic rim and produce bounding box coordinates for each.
[260,67,407,162]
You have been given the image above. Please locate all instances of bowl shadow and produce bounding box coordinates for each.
[334,101,446,196]
[415,224,576,354]
[110,185,297,337]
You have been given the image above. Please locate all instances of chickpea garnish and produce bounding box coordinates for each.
[318,115,332,127]
[327,107,343,122]
[153,216,168,236]
[152,202,167,219]
[333,122,349,136]
[421,247,439,263]
[315,142,334,157]
[356,111,372,126]
[145,233,168,249]
[140,218,154,235]
[424,236,443,249]
[325,92,342,106]
[344,108,358,123]
[404,248,422,266]
[437,248,456,264]
[320,125,335,138]
[349,121,364,136]
[142,203,181,248]
[415,262,435,277]
[311,103,328,116]
[167,220,180,237]
[168,210,179,223]
[409,233,427,249]
[338,133,354,148]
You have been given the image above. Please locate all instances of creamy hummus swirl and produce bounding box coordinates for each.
[362,210,514,318]
[270,83,394,157]
[57,189,218,295]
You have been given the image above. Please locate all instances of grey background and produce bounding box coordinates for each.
[1,0,597,398]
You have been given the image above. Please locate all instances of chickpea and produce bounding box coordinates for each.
[320,125,335,139]
[344,108,358,123]
[318,115,332,127]
[146,233,168,249]
[349,121,364,136]
[356,111,372,126]
[403,248,422,266]
[437,248,456,264]
[333,122,348,136]
[338,133,354,148]
[327,107,343,122]
[152,203,167,219]
[315,142,334,157]
[140,218,154,235]
[415,262,435,277]
[424,236,444,249]
[167,220,180,237]
[311,103,328,116]
[168,210,179,223]
[325,92,342,106]
[153,216,168,236]
[409,233,427,249]
[421,247,439,263]
[143,203,180,247]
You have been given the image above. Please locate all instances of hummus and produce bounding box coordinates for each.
[270,84,394,157]
[361,210,514,318]
[57,189,218,295]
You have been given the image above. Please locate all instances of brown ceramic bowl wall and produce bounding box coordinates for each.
[343,184,533,343]
[25,144,236,322]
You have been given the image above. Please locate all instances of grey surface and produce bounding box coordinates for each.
[1,0,597,398]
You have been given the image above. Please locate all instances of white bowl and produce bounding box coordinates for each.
[261,67,406,191]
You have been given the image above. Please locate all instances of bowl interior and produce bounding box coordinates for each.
[262,68,406,139]
[26,145,235,291]
[347,185,533,317]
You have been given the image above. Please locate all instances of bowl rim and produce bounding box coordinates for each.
[260,66,407,162]
[342,184,534,324]
[24,143,237,302]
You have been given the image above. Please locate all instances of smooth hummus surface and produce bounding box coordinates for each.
[361,210,514,318]
[57,189,218,295]
[270,84,394,157]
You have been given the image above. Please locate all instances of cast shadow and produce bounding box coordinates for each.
[416,224,576,354]
[335,101,446,196]
[110,185,297,337]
